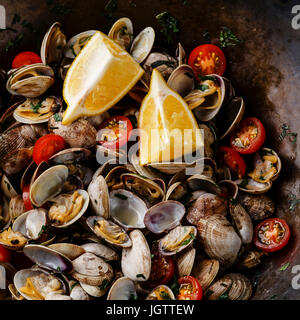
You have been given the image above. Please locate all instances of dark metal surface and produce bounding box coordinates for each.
[0,0,300,299]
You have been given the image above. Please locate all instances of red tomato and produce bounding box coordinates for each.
[218,146,246,179]
[33,134,66,165]
[254,218,290,253]
[97,116,133,150]
[177,276,203,300]
[22,184,33,211]
[12,51,42,69]
[146,251,175,288]
[230,117,266,154]
[0,245,11,263]
[188,44,226,78]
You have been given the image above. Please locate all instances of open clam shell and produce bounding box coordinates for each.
[29,165,69,207]
[14,268,67,300]
[86,216,132,248]
[130,152,164,179]
[41,22,66,65]
[130,27,155,63]
[64,30,97,58]
[110,189,148,229]
[81,243,119,261]
[176,42,186,66]
[144,200,185,234]
[48,243,85,260]
[49,148,91,165]
[107,277,137,300]
[146,285,175,300]
[186,174,221,194]
[108,17,133,50]
[165,181,188,201]
[219,180,239,199]
[6,63,55,98]
[159,226,197,256]
[121,230,151,281]
[48,189,89,228]
[236,178,272,194]
[23,244,73,273]
[167,64,195,97]
[0,227,27,250]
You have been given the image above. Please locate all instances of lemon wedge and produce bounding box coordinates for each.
[62,31,144,125]
[138,69,203,165]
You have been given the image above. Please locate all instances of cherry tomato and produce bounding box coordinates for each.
[188,44,226,79]
[230,117,266,154]
[0,245,11,263]
[22,184,33,211]
[218,146,246,179]
[33,134,66,165]
[146,251,175,288]
[177,276,203,300]
[97,116,133,150]
[254,218,290,253]
[12,51,42,69]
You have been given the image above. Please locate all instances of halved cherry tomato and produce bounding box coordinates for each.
[146,251,175,288]
[230,117,266,154]
[97,116,133,150]
[33,134,66,165]
[22,184,33,211]
[188,44,226,79]
[177,276,203,300]
[254,218,290,253]
[218,146,246,179]
[0,245,11,263]
[12,51,42,69]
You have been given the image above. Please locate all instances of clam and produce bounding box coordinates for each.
[96,145,127,164]
[0,227,27,250]
[87,216,132,248]
[13,96,61,124]
[121,173,165,206]
[121,230,151,281]
[81,243,119,261]
[48,243,85,260]
[192,258,219,291]
[159,226,197,256]
[88,175,110,218]
[8,283,25,300]
[1,146,33,175]
[106,166,132,190]
[72,252,114,286]
[148,161,197,175]
[176,247,196,278]
[219,180,239,199]
[14,268,67,300]
[59,57,73,80]
[80,281,108,298]
[130,152,164,179]
[167,64,195,97]
[186,174,221,194]
[12,209,47,240]
[108,17,133,50]
[236,177,272,194]
[64,30,97,58]
[237,249,265,269]
[40,22,66,65]
[197,215,242,268]
[215,96,245,139]
[69,281,90,300]
[198,123,217,158]
[239,193,275,221]
[0,196,11,230]
[49,148,91,165]
[107,277,137,300]
[187,193,227,225]
[229,202,253,244]
[205,274,232,300]
[29,165,69,207]
[48,189,89,228]
[215,165,232,182]
[165,181,188,201]
[185,74,225,122]
[110,189,148,229]
[6,63,55,98]
[176,42,186,66]
[144,200,185,234]
[23,244,73,273]
[146,285,175,300]
[130,27,155,63]
[8,195,26,221]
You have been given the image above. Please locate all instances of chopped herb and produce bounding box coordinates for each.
[156,12,179,45]
[279,123,297,144]
[136,273,146,279]
[259,175,265,181]
[4,180,11,191]
[38,225,47,237]
[70,45,77,57]
[230,198,238,205]
[270,295,277,300]
[205,289,214,298]
[279,263,290,272]
[218,283,232,300]
[160,291,172,300]
[151,60,176,69]
[115,193,128,200]
[99,279,112,290]
[219,26,242,48]
[288,194,300,212]
[93,219,98,227]
[181,232,195,246]
[56,266,61,272]
[198,75,216,82]
[70,281,79,291]
[31,101,42,113]
[53,113,62,122]
[104,0,118,19]
[170,275,180,296]
[5,32,24,51]
[129,293,138,300]
[196,84,210,91]
[239,179,248,189]
[12,14,21,25]
[151,254,154,259]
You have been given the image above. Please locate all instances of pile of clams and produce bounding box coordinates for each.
[0,16,283,301]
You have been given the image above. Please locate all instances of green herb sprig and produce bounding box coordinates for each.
[279,123,297,144]
[104,0,118,19]
[156,12,179,45]
[279,263,290,272]
[219,27,242,48]
[288,194,300,212]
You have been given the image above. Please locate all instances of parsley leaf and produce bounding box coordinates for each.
[136,273,146,279]
[115,193,128,200]
[288,194,300,212]
[156,12,179,45]
[279,263,290,272]
[170,275,180,296]
[160,291,172,300]
[196,84,210,91]
[99,279,112,290]
[53,113,62,122]
[219,26,242,48]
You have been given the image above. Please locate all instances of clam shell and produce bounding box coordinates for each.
[144,200,185,234]
[219,180,238,199]
[205,274,232,300]
[130,27,155,63]
[236,178,272,194]
[146,285,175,300]
[110,189,148,229]
[69,281,90,300]
[167,64,195,97]
[81,243,119,261]
[48,243,85,260]
[49,148,91,165]
[108,17,133,50]
[165,181,188,201]
[1,175,18,199]
[64,30,97,58]
[80,281,107,297]
[121,230,151,281]
[192,258,219,291]
[8,195,26,221]
[29,165,69,207]
[175,247,196,277]
[186,174,221,194]
[130,152,164,179]
[107,277,137,300]
[197,215,242,268]
[176,42,186,65]
[0,197,11,230]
